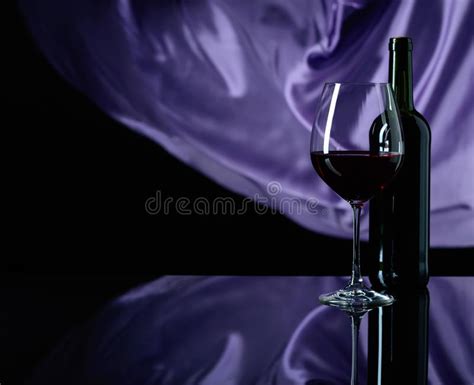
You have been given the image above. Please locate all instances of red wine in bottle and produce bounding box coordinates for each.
[369,37,431,289]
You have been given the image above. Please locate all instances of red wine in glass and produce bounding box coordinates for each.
[310,151,402,204]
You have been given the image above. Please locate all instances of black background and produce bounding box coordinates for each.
[3,4,473,385]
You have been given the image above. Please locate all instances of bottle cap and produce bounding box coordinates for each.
[389,37,413,51]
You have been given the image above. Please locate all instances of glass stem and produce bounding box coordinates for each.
[350,203,364,287]
[350,314,361,385]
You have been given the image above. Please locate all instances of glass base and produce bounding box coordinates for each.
[319,283,394,310]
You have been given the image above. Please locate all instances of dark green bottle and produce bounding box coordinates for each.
[369,37,431,289]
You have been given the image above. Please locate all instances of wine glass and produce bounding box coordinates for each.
[310,82,403,309]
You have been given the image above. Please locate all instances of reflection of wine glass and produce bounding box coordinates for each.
[311,83,403,309]
[344,307,369,385]
[305,306,370,385]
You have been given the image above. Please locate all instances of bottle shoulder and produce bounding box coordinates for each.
[399,109,431,136]
[412,109,431,128]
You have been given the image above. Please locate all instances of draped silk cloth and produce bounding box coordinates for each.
[19,0,474,246]
[28,276,474,384]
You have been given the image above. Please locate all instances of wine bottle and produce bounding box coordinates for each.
[367,289,430,385]
[369,37,431,289]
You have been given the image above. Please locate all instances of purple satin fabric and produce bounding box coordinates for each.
[28,276,474,384]
[18,0,474,246]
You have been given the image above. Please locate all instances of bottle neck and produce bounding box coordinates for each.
[389,49,414,111]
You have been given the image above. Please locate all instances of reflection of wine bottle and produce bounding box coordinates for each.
[369,37,431,289]
[367,289,430,385]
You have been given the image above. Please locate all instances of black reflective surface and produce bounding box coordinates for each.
[12,276,472,385]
